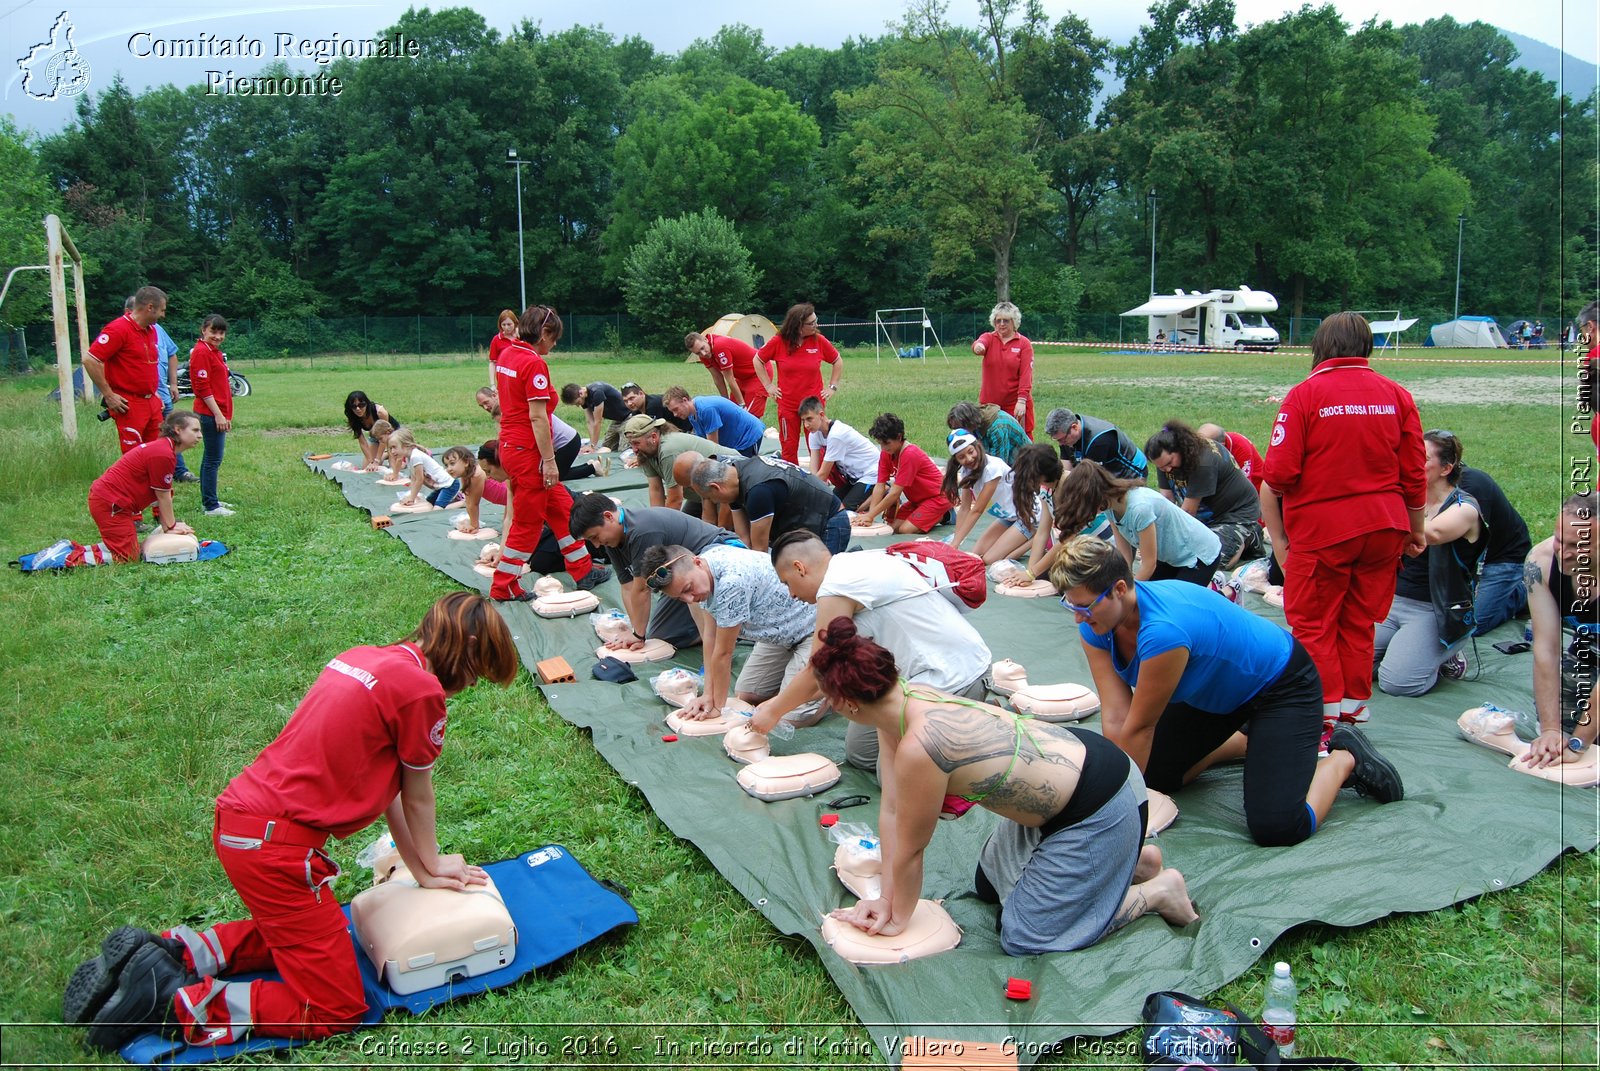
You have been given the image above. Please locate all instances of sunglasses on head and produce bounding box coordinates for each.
[645,552,691,591]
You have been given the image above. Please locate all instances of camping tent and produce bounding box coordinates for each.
[688,313,778,360]
[1425,316,1509,348]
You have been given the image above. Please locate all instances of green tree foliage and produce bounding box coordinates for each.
[1399,16,1592,319]
[603,74,822,300]
[841,0,1050,301]
[21,4,1587,330]
[0,120,63,325]
[622,209,758,349]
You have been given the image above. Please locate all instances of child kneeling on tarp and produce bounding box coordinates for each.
[63,594,519,1051]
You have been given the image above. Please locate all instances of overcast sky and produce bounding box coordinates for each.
[4,0,1595,133]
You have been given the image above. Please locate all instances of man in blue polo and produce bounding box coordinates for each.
[663,386,766,457]
[150,302,195,484]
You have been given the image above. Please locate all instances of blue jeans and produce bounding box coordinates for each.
[1473,559,1529,635]
[823,508,851,554]
[164,403,192,478]
[198,414,226,509]
[427,479,462,508]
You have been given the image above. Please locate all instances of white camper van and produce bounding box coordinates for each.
[1123,286,1281,351]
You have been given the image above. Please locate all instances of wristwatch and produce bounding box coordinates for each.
[1569,736,1589,754]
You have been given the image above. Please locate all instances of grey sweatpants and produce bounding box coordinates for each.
[1374,594,1468,697]
[977,771,1146,954]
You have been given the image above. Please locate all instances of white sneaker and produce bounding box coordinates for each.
[204,505,236,516]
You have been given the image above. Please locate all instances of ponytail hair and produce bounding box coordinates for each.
[941,435,991,501]
[519,304,564,345]
[388,426,419,454]
[161,409,199,442]
[1054,459,1141,534]
[1010,442,1063,524]
[1144,419,1205,477]
[408,593,519,694]
[810,616,899,708]
[1424,429,1465,485]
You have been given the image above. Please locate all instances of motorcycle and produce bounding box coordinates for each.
[175,365,252,399]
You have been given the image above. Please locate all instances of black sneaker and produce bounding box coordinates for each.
[64,926,162,1025]
[1439,652,1467,680]
[575,564,613,591]
[85,943,193,1051]
[1329,725,1404,803]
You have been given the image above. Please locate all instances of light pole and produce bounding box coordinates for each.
[506,148,528,311]
[1148,188,1159,297]
[1453,213,1466,323]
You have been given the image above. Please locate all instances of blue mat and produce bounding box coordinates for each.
[119,845,636,1065]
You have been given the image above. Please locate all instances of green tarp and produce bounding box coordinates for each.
[308,454,1597,1066]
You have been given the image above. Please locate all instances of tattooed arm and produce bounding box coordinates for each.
[1524,539,1571,767]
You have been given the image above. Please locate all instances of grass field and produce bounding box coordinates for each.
[0,344,1593,1068]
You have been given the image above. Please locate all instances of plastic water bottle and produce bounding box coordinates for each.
[1261,961,1297,1057]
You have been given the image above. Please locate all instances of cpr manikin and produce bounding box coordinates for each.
[1458,705,1600,787]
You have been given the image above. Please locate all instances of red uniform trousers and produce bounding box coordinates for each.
[1282,528,1407,705]
[88,492,142,562]
[776,405,805,465]
[169,811,366,1045]
[113,395,162,454]
[735,376,769,420]
[493,444,591,599]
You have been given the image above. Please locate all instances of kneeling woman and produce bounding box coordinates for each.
[1051,538,1403,848]
[85,410,200,562]
[66,594,519,1051]
[811,617,1197,956]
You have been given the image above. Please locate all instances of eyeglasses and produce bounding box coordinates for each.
[645,552,691,592]
[1060,587,1111,618]
[621,382,641,393]
[1426,428,1457,441]
[803,317,819,327]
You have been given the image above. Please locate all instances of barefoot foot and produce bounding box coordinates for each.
[1147,868,1200,927]
[1134,843,1163,883]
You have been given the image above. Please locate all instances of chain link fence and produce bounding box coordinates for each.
[1,309,1563,377]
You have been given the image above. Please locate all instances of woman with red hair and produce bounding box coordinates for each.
[809,617,1196,955]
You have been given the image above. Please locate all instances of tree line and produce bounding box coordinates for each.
[1,0,1594,347]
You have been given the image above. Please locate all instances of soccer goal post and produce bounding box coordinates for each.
[46,214,92,440]
[1355,310,1417,355]
[874,307,949,364]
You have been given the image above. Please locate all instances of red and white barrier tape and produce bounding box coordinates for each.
[1033,338,1566,365]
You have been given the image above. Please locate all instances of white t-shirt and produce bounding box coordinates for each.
[961,455,1015,521]
[405,448,452,488]
[551,414,577,449]
[818,550,991,692]
[806,419,879,484]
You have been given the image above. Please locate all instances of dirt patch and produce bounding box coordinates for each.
[262,419,484,439]
[1400,376,1560,407]
[1086,373,1560,407]
[262,424,346,438]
